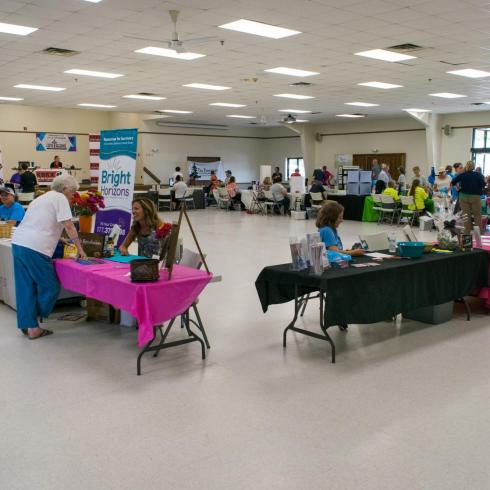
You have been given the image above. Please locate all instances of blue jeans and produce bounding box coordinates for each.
[12,245,60,329]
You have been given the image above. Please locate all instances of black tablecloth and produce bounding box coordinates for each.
[255,250,488,327]
[325,195,367,221]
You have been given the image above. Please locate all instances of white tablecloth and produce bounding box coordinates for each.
[0,240,79,310]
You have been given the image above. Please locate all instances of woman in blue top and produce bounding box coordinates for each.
[316,200,365,257]
[0,186,25,224]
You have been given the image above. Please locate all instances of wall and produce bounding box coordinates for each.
[0,104,110,180]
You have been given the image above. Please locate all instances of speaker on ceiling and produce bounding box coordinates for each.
[315,132,323,143]
[443,124,453,136]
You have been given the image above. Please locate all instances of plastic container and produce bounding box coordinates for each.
[403,301,453,324]
[397,241,425,258]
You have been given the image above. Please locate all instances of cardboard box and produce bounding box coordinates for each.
[86,298,119,323]
[291,210,306,220]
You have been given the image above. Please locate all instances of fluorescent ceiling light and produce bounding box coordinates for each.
[358,81,403,89]
[429,92,466,98]
[274,93,315,100]
[82,0,103,3]
[403,108,432,112]
[484,102,490,105]
[345,101,379,107]
[265,67,319,77]
[0,22,38,36]
[64,69,123,79]
[123,94,166,100]
[295,119,309,123]
[78,103,116,108]
[0,96,23,101]
[447,68,490,78]
[226,115,256,119]
[14,84,65,92]
[158,109,193,114]
[278,109,312,114]
[336,114,365,118]
[183,83,231,91]
[135,46,205,61]
[355,49,416,62]
[219,19,301,39]
[209,102,246,108]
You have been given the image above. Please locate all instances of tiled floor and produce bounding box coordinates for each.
[1,209,489,490]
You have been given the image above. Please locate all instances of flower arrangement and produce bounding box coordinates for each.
[73,190,105,216]
[156,222,172,239]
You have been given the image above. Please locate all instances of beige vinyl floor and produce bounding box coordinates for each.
[1,208,489,490]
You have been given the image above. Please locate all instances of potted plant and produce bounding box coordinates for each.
[73,189,105,233]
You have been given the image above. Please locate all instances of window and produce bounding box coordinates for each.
[471,128,490,174]
[286,157,305,178]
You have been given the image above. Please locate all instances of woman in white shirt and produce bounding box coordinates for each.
[433,166,452,209]
[12,174,86,339]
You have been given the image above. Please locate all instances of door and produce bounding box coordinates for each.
[353,153,406,181]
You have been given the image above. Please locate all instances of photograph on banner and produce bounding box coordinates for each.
[187,157,224,181]
[36,132,77,152]
[94,128,137,245]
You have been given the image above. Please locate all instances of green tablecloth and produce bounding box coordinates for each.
[362,195,435,222]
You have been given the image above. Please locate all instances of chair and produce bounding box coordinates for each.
[17,192,35,209]
[182,189,195,210]
[380,195,400,225]
[217,188,231,210]
[158,188,172,211]
[250,190,265,215]
[398,195,419,226]
[153,248,210,355]
[289,193,304,212]
[309,192,324,210]
[358,232,389,251]
[262,190,277,215]
[372,194,384,223]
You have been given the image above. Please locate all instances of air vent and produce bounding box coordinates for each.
[289,82,312,87]
[42,47,80,57]
[440,60,467,66]
[387,43,424,52]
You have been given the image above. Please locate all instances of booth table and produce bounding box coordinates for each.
[324,194,366,221]
[255,249,488,363]
[476,235,490,308]
[362,195,436,222]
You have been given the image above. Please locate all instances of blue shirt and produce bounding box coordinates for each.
[0,202,25,224]
[319,225,343,250]
[452,171,485,196]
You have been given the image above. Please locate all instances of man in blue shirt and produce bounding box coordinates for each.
[0,186,25,224]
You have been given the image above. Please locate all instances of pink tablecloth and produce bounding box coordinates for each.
[54,260,212,346]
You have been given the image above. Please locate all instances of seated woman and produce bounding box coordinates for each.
[374,179,386,194]
[309,174,327,199]
[119,198,169,258]
[257,176,271,201]
[408,179,428,212]
[226,176,245,210]
[12,174,87,339]
[0,186,25,224]
[316,201,364,331]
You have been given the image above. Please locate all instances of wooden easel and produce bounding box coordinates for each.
[166,196,210,280]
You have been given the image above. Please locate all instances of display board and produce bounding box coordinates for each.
[187,156,224,181]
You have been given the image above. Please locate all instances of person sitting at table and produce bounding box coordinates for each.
[50,155,63,169]
[119,198,169,258]
[257,176,272,201]
[226,176,245,210]
[10,168,22,187]
[19,162,37,193]
[271,166,282,182]
[290,168,301,177]
[0,186,25,224]
[382,181,400,202]
[374,179,386,194]
[310,172,327,199]
[451,160,486,234]
[270,175,290,215]
[12,174,87,339]
[172,175,188,209]
[408,179,429,212]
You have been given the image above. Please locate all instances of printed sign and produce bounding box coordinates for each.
[36,133,77,152]
[94,128,137,245]
[187,159,225,180]
[89,133,100,185]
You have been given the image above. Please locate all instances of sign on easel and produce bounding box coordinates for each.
[94,128,137,245]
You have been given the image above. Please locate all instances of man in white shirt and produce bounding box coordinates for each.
[270,176,290,215]
[172,175,188,209]
[377,163,391,185]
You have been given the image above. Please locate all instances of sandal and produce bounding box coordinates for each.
[28,329,53,340]
[21,329,28,336]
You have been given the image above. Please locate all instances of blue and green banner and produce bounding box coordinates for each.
[94,128,137,244]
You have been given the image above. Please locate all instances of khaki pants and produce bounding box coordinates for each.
[459,194,482,234]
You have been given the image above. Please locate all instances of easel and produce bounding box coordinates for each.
[166,193,210,280]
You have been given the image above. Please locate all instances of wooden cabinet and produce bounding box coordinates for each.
[353,153,406,180]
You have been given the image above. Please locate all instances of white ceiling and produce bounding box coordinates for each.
[1,0,490,126]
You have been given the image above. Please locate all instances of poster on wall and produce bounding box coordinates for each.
[94,128,137,245]
[187,157,224,181]
[36,132,77,152]
[89,133,100,185]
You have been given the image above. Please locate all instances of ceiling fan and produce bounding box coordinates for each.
[125,10,217,54]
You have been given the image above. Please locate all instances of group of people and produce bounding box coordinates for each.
[373,159,486,233]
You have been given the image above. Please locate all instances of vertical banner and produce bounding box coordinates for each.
[89,133,100,185]
[94,128,137,245]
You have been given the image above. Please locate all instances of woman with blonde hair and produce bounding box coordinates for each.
[451,160,486,233]
[119,197,171,258]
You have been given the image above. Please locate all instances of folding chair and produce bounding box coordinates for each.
[262,190,277,215]
[17,192,35,210]
[309,192,324,211]
[372,194,384,224]
[250,190,266,215]
[398,195,419,226]
[158,188,172,211]
[182,189,195,210]
[380,195,400,225]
